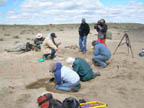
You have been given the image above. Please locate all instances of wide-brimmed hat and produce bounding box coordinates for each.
[36,33,43,39]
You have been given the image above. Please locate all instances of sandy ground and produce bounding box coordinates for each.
[0,23,144,108]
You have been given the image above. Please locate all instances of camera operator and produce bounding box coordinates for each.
[94,19,108,43]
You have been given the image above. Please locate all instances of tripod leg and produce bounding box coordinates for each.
[128,47,129,55]
[127,36,134,58]
[113,35,125,55]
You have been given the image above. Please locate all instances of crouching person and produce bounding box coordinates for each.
[92,39,111,68]
[34,33,45,49]
[66,57,100,82]
[49,62,80,92]
[41,33,61,59]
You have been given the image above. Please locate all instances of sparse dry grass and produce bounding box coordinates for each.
[0,38,4,41]
[4,33,10,36]
[13,35,20,39]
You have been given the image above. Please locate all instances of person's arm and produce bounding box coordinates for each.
[73,63,80,74]
[54,71,61,85]
[34,39,38,45]
[94,24,99,32]
[86,24,90,35]
[79,25,82,36]
[94,46,99,56]
[98,24,107,33]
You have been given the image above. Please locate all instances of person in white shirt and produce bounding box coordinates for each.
[49,62,80,92]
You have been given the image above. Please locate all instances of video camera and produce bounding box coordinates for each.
[96,20,101,25]
[94,20,101,29]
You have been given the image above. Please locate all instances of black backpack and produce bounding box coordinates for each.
[49,99,63,108]
[63,97,80,108]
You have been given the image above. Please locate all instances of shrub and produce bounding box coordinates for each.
[13,35,20,39]
[59,29,64,31]
[26,38,31,40]
[15,41,20,44]
[0,38,4,41]
[4,33,10,36]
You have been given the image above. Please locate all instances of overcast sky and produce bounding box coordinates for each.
[0,0,144,24]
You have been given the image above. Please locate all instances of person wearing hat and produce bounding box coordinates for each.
[78,18,90,53]
[41,33,61,59]
[66,57,100,82]
[94,19,108,43]
[49,62,80,92]
[92,40,111,68]
[34,33,45,49]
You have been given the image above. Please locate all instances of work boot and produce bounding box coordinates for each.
[70,84,81,92]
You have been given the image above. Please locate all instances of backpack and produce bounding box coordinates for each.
[37,93,63,108]
[63,97,80,108]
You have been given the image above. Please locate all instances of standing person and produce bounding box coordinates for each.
[92,40,111,68]
[41,33,61,59]
[66,57,100,82]
[78,18,90,53]
[94,19,108,43]
[34,33,45,49]
[49,62,80,92]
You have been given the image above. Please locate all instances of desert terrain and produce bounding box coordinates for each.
[0,23,144,108]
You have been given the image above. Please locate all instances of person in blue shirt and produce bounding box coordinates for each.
[92,39,111,68]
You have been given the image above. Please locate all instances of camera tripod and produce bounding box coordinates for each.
[113,31,134,58]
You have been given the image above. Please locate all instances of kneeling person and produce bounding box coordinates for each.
[92,40,111,68]
[49,62,80,92]
[66,57,100,82]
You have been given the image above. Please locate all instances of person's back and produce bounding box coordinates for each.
[53,62,80,92]
[94,41,111,58]
[54,62,79,85]
[61,66,80,84]
[73,58,93,81]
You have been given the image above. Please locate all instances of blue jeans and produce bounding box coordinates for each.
[44,49,56,59]
[79,36,87,52]
[37,44,41,49]
[51,49,56,57]
[93,55,109,68]
[56,80,80,92]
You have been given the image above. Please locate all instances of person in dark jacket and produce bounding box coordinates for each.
[92,40,111,68]
[78,18,90,53]
[66,57,100,81]
[34,33,45,49]
[94,19,108,43]
[49,62,80,92]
